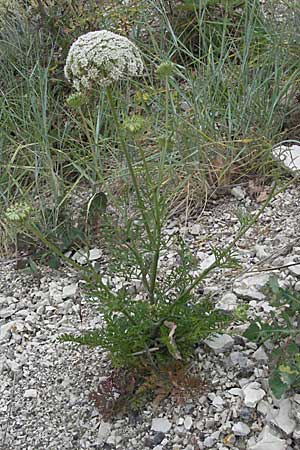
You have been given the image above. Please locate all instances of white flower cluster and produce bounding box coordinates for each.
[64,30,144,91]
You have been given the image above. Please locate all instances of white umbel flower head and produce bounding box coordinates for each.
[64,30,144,91]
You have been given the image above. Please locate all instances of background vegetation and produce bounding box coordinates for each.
[1,0,300,255]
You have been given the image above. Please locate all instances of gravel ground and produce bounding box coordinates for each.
[1,181,300,450]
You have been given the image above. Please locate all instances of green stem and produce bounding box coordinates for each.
[148,76,170,303]
[106,87,153,243]
[126,241,150,293]
[148,188,162,303]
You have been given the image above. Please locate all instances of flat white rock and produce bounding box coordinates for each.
[272,144,300,172]
[199,254,216,272]
[215,292,238,312]
[227,388,243,397]
[232,422,250,436]
[0,305,16,319]
[204,334,234,354]
[231,186,246,200]
[72,247,102,264]
[62,284,78,299]
[24,389,37,398]
[248,425,287,450]
[243,382,265,408]
[212,395,224,410]
[233,273,270,300]
[97,422,111,444]
[0,320,24,342]
[184,415,193,430]
[190,224,201,235]
[270,398,296,435]
[151,418,172,433]
[283,256,300,277]
[254,244,269,260]
[252,346,268,362]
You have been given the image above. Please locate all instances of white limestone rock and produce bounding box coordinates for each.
[96,422,111,444]
[0,305,16,319]
[233,273,270,301]
[151,418,172,433]
[270,398,296,435]
[252,346,268,362]
[215,292,238,312]
[242,382,266,408]
[248,425,287,450]
[204,334,234,354]
[232,422,250,436]
[0,320,24,342]
[24,389,37,398]
[231,186,246,200]
[283,256,300,277]
[184,416,193,431]
[62,283,78,299]
[199,254,216,272]
[272,144,300,173]
[254,244,269,260]
[190,224,201,235]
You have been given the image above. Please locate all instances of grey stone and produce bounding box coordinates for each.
[270,399,296,435]
[190,224,201,235]
[24,389,37,398]
[199,254,216,272]
[242,382,265,408]
[184,416,193,431]
[212,395,224,410]
[231,186,246,200]
[62,284,78,299]
[257,400,273,417]
[254,245,269,260]
[204,334,234,354]
[0,305,16,319]
[96,422,111,444]
[252,346,268,362]
[233,273,270,300]
[151,418,172,433]
[239,406,253,421]
[248,425,287,450]
[149,432,165,447]
[232,422,250,436]
[204,431,220,448]
[215,292,238,312]
[283,256,300,277]
[226,351,251,369]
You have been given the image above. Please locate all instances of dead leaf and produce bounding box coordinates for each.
[163,321,182,360]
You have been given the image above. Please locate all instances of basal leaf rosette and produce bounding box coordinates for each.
[64,30,144,91]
